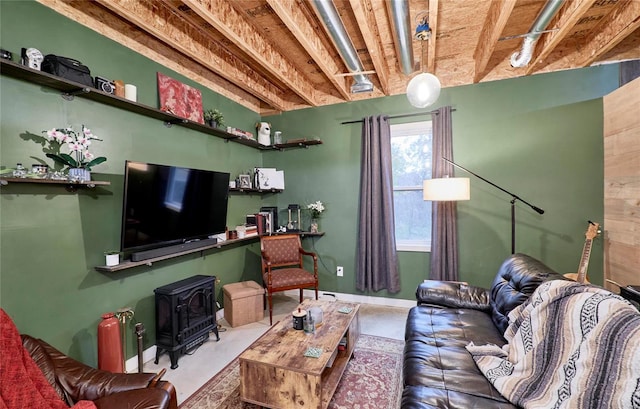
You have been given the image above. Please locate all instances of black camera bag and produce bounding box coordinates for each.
[41,55,93,87]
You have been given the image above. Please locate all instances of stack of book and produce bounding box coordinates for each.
[226,127,254,139]
[245,225,258,237]
[338,336,348,351]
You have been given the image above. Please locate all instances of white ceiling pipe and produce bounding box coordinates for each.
[310,0,373,93]
[511,0,564,68]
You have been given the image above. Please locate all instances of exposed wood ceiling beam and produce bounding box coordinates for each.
[35,0,264,112]
[349,0,390,94]
[427,0,439,74]
[94,0,287,111]
[575,1,640,68]
[266,0,351,100]
[525,0,598,76]
[473,0,516,83]
[32,0,640,114]
[183,0,317,107]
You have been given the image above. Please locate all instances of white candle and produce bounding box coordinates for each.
[124,84,137,102]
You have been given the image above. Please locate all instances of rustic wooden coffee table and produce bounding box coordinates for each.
[239,299,360,409]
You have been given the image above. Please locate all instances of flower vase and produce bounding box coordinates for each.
[68,168,91,182]
[310,218,319,233]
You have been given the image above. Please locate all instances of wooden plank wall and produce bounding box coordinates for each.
[603,76,640,291]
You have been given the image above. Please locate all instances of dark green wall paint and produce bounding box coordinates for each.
[0,1,618,364]
[265,68,617,295]
[0,1,264,364]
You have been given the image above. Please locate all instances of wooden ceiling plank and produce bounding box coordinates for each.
[92,0,288,111]
[183,0,317,106]
[35,0,267,113]
[576,1,640,67]
[349,0,390,94]
[427,0,439,74]
[473,0,516,83]
[525,0,598,76]
[266,0,351,100]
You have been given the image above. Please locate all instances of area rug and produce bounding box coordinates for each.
[180,334,404,409]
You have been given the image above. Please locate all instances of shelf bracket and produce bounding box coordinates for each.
[163,119,188,128]
[61,87,91,101]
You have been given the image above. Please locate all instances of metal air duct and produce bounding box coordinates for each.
[511,0,564,68]
[310,0,373,93]
[387,0,414,75]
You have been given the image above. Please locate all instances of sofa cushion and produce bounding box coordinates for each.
[401,385,518,409]
[416,280,491,311]
[403,306,515,407]
[489,253,565,333]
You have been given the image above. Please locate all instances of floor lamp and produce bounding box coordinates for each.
[423,177,471,202]
[435,157,544,254]
[423,176,469,280]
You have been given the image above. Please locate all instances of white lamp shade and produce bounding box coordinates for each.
[406,73,441,108]
[423,178,470,201]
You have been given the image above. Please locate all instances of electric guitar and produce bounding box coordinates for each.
[564,221,600,284]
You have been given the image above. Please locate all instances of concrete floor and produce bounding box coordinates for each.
[145,292,411,404]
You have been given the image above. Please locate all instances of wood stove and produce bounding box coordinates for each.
[153,275,219,369]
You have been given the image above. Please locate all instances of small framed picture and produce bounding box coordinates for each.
[238,174,251,189]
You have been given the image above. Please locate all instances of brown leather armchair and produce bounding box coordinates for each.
[260,234,319,325]
[21,335,178,409]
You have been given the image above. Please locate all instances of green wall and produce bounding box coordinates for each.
[0,1,619,364]
[265,70,618,299]
[0,1,265,364]
[265,68,618,295]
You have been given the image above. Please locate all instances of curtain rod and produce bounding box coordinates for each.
[340,109,456,125]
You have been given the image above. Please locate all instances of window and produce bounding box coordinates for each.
[390,121,433,252]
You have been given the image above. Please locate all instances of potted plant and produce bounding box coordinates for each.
[42,125,107,181]
[306,200,325,233]
[203,109,224,128]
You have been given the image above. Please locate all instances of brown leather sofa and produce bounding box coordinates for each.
[401,253,566,408]
[21,335,178,409]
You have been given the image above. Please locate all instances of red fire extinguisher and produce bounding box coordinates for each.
[98,312,124,372]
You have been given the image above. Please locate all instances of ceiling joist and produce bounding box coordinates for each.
[473,0,516,83]
[266,0,351,100]
[525,0,598,76]
[32,0,640,115]
[35,0,264,112]
[574,0,640,67]
[94,0,288,111]
[427,0,439,74]
[182,0,318,107]
[349,0,390,94]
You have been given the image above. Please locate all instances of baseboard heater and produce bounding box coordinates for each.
[130,238,218,262]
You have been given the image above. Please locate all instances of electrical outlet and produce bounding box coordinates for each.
[337,266,344,277]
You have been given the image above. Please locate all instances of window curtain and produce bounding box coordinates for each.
[430,106,459,281]
[356,115,400,293]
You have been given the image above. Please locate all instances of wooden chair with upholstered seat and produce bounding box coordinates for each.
[260,234,319,325]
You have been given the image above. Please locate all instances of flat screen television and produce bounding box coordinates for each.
[120,161,230,260]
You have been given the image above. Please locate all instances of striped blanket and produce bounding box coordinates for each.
[466,280,640,409]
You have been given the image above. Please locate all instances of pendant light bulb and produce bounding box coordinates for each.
[406,72,441,108]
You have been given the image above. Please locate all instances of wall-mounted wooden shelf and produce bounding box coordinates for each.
[229,187,283,194]
[0,60,322,151]
[0,176,110,192]
[95,231,324,273]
